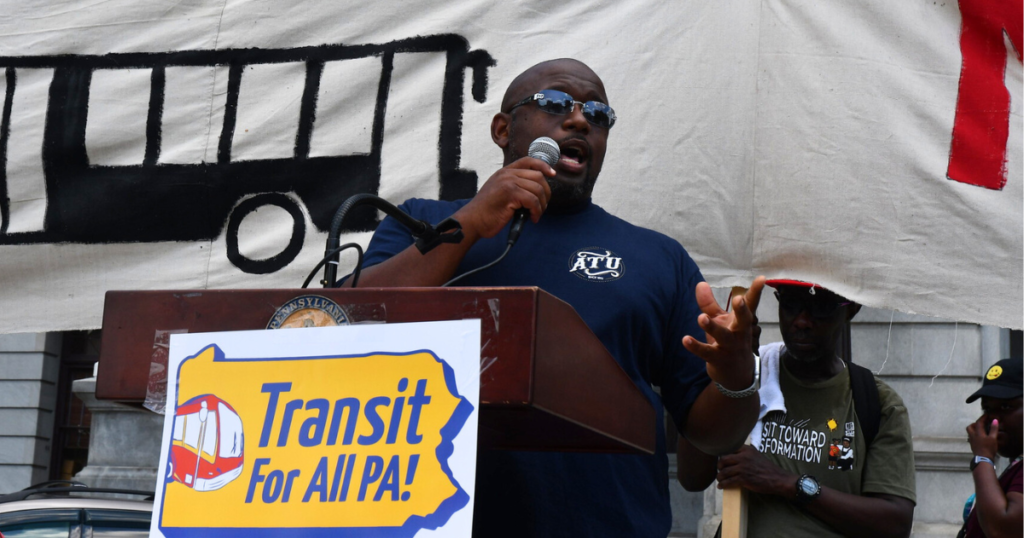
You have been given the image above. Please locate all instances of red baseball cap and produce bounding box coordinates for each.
[765,279,823,290]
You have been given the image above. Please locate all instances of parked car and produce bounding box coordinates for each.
[0,481,152,537]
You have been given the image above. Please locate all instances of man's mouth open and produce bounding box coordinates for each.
[557,142,589,175]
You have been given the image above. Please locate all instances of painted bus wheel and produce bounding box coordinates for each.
[226,193,305,274]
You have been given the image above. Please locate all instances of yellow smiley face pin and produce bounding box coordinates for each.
[986,365,1003,380]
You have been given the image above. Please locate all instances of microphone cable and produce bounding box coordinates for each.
[302,243,364,288]
[443,242,513,287]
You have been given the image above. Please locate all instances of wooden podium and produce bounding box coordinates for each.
[97,287,656,454]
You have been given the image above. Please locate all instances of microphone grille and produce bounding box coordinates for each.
[528,137,560,167]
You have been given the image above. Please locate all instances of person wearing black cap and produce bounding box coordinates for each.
[958,357,1023,538]
[695,279,917,538]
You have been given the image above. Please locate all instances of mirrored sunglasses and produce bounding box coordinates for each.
[510,89,616,129]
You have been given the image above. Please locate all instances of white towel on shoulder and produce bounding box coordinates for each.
[750,342,786,451]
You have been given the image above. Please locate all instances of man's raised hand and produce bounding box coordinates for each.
[683,276,766,390]
[966,416,999,461]
[453,157,554,241]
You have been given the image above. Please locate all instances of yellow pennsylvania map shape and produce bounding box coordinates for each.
[160,345,468,531]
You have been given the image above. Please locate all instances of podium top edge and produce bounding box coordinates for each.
[104,287,545,294]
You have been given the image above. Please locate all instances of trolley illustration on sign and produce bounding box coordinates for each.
[168,394,245,492]
[0,35,493,274]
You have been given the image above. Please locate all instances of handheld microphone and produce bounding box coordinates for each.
[508,137,560,245]
[528,136,560,167]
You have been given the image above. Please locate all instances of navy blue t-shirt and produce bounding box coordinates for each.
[362,198,710,537]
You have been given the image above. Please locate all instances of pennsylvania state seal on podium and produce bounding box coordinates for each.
[267,295,350,329]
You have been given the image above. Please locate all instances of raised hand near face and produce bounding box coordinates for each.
[683,276,766,391]
[453,157,554,241]
[967,416,999,461]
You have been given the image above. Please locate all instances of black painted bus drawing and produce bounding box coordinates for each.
[0,35,493,273]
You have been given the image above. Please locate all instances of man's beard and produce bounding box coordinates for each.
[509,125,597,211]
[546,172,596,211]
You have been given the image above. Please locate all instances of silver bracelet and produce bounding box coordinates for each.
[715,353,760,398]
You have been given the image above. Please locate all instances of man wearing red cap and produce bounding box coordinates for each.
[959,357,1023,538]
[694,279,917,538]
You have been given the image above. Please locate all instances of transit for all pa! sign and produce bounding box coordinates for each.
[150,320,481,538]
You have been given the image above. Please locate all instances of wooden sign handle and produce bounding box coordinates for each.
[721,485,748,538]
[721,287,752,538]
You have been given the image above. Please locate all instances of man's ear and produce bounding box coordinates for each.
[491,112,511,148]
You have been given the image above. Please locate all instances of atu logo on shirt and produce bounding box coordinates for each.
[568,248,625,282]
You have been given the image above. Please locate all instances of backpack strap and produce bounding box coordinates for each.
[849,362,881,448]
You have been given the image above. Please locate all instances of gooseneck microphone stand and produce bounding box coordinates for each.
[315,194,463,288]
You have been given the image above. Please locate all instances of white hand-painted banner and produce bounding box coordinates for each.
[0,0,1019,332]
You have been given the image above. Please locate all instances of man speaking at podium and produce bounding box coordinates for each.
[355,59,761,537]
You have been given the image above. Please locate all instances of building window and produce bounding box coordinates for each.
[49,332,100,481]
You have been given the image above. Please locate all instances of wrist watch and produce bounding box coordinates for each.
[715,353,761,398]
[970,455,994,471]
[794,474,821,504]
